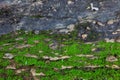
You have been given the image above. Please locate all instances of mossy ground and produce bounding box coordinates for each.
[0,30,120,80]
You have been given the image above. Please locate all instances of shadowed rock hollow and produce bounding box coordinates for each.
[0,0,120,39]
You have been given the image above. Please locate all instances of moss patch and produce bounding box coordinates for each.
[0,30,120,80]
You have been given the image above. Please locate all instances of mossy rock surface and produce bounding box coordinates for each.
[0,30,120,80]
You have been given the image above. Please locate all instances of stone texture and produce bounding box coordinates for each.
[106,56,118,62]
[0,0,120,39]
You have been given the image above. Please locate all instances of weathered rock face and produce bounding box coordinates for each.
[0,0,120,39]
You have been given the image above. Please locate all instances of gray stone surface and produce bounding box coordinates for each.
[0,0,120,39]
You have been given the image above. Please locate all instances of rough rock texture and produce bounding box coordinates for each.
[0,0,120,39]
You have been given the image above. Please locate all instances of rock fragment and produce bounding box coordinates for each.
[115,37,120,42]
[82,34,88,40]
[44,38,51,42]
[59,29,69,34]
[39,50,43,53]
[105,38,115,43]
[67,0,74,5]
[30,68,45,76]
[16,44,33,49]
[25,54,38,58]
[84,65,100,69]
[67,24,75,32]
[61,65,73,70]
[60,56,70,59]
[15,68,28,74]
[43,56,70,61]
[34,30,40,35]
[6,64,16,70]
[97,22,105,26]
[106,65,120,69]
[49,42,58,50]
[15,37,23,41]
[34,40,39,44]
[90,3,99,11]
[106,56,118,62]
[77,54,97,59]
[3,53,14,59]
[107,20,114,25]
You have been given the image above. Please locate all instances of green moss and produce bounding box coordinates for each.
[0,30,120,80]
[0,59,10,67]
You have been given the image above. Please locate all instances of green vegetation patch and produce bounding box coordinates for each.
[0,30,120,80]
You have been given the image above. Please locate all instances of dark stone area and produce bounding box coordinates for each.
[0,0,120,39]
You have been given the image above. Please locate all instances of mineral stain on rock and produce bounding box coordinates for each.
[0,0,120,40]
